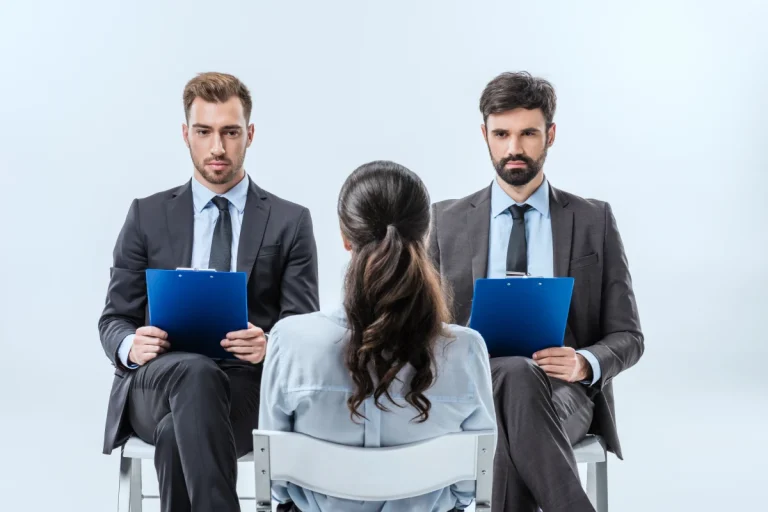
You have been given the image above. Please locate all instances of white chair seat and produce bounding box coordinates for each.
[122,436,254,461]
[572,435,607,463]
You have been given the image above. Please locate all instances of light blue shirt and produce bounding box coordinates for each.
[259,308,497,512]
[117,175,251,368]
[488,177,601,385]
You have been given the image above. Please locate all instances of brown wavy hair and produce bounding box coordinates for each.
[338,161,452,423]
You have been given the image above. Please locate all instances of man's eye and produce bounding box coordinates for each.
[196,130,209,135]
[227,131,239,137]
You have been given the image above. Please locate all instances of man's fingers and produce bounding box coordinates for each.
[136,326,168,339]
[223,345,257,355]
[142,345,167,354]
[226,326,265,340]
[533,347,574,360]
[233,352,266,364]
[221,337,266,348]
[534,357,571,367]
[533,348,560,360]
[136,336,171,349]
[224,345,266,357]
[539,365,570,378]
[233,353,258,363]
[154,339,171,349]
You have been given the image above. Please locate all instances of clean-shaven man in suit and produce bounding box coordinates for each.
[98,72,319,512]
[428,72,643,512]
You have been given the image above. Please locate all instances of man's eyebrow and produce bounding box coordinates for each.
[191,124,243,130]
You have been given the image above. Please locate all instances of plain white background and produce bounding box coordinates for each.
[1,0,766,510]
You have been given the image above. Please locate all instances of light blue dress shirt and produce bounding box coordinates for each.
[259,308,497,512]
[487,178,601,385]
[117,175,251,368]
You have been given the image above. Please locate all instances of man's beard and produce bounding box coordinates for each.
[492,146,548,187]
[193,153,245,185]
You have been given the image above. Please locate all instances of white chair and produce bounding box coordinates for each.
[116,436,255,511]
[572,435,608,512]
[116,432,606,512]
[252,429,496,512]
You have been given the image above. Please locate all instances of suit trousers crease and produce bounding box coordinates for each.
[127,351,262,512]
[490,356,596,512]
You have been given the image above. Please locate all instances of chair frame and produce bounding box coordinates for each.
[253,430,495,512]
[573,435,609,512]
[116,437,254,511]
[116,433,608,511]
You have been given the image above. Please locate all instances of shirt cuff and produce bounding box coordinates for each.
[576,349,601,386]
[117,334,139,369]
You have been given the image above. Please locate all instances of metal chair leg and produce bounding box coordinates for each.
[129,458,143,511]
[594,460,608,512]
[117,455,131,512]
[586,460,608,512]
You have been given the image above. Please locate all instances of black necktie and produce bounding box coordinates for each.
[506,204,532,274]
[208,196,232,271]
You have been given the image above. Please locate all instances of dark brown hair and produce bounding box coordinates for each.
[479,71,557,127]
[338,161,451,423]
[182,72,253,122]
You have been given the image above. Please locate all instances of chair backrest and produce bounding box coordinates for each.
[252,429,494,507]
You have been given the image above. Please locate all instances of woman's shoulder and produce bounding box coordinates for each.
[436,323,489,360]
[269,310,348,353]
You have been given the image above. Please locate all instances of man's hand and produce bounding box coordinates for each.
[129,326,170,366]
[532,347,591,383]
[221,323,267,364]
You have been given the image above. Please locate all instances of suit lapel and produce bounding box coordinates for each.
[166,181,194,268]
[467,186,492,283]
[549,185,573,277]
[237,179,270,281]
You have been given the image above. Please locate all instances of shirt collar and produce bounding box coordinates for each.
[191,174,250,214]
[490,175,551,219]
[327,305,348,328]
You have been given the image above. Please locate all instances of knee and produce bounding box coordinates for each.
[154,414,176,449]
[171,353,229,390]
[173,353,222,376]
[492,356,548,392]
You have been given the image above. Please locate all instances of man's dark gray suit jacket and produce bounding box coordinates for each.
[428,183,643,458]
[98,178,319,454]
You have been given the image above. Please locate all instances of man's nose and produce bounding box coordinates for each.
[210,135,225,156]
[507,136,523,156]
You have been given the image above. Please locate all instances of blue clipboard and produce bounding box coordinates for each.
[146,269,248,360]
[468,277,574,358]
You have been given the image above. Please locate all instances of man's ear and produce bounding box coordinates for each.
[546,123,557,147]
[246,123,255,148]
[182,123,190,148]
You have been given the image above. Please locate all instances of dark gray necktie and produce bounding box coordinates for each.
[208,196,232,271]
[506,204,532,274]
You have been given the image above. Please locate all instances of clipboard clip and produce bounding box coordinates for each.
[505,271,530,278]
[176,267,217,272]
